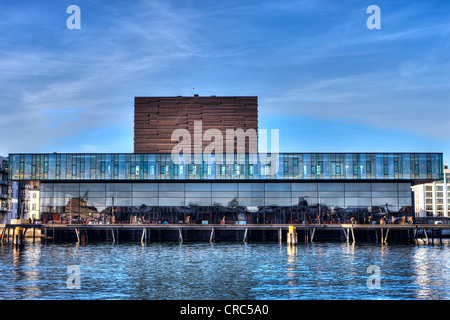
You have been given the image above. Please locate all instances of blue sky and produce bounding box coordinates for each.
[0,0,449,164]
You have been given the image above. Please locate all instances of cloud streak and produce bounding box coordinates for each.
[0,0,449,163]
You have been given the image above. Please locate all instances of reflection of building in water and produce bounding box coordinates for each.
[6,96,445,224]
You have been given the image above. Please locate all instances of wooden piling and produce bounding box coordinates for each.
[311,228,316,243]
[423,228,429,243]
[141,228,147,244]
[243,228,248,243]
[351,227,355,244]
[75,228,80,244]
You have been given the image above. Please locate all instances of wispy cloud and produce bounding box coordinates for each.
[0,0,449,161]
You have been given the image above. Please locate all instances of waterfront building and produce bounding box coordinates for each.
[7,152,443,225]
[412,164,450,218]
[6,96,445,225]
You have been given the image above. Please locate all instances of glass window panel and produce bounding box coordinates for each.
[371,183,398,191]
[419,154,427,179]
[132,183,158,191]
[238,191,265,198]
[212,197,237,207]
[303,154,311,179]
[399,197,412,207]
[41,183,54,192]
[359,154,366,179]
[345,198,371,206]
[431,154,440,179]
[345,183,371,191]
[106,183,132,192]
[265,191,290,198]
[132,191,158,198]
[402,154,410,178]
[292,191,318,198]
[372,198,399,209]
[265,183,290,192]
[323,154,330,179]
[398,183,411,192]
[54,183,80,191]
[291,183,318,191]
[388,154,394,178]
[320,197,345,207]
[185,198,212,206]
[185,191,211,198]
[41,197,53,206]
[81,191,105,198]
[265,198,291,206]
[238,183,264,192]
[372,191,398,198]
[24,155,32,180]
[159,183,184,192]
[318,183,344,192]
[212,183,237,192]
[131,198,158,206]
[106,191,132,198]
[85,197,106,207]
[398,191,412,198]
[53,198,66,207]
[345,154,353,179]
[80,183,105,192]
[292,197,318,206]
[318,191,345,198]
[158,191,184,198]
[345,191,372,198]
[40,191,54,198]
[239,198,264,206]
[159,198,185,206]
[376,154,384,179]
[185,183,211,192]
[107,197,131,206]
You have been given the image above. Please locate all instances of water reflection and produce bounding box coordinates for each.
[413,244,450,299]
[0,241,449,300]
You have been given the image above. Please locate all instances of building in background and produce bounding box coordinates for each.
[0,156,8,220]
[29,188,40,222]
[1,155,34,223]
[412,163,450,219]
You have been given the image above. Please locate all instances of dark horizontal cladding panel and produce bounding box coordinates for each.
[134,96,257,105]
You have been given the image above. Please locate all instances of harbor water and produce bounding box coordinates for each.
[0,240,450,300]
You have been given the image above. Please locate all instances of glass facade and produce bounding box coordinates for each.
[38,181,414,224]
[8,153,443,225]
[8,153,444,181]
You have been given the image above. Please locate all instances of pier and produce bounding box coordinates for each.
[1,223,449,244]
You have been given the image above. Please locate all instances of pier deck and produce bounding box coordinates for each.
[2,222,449,244]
